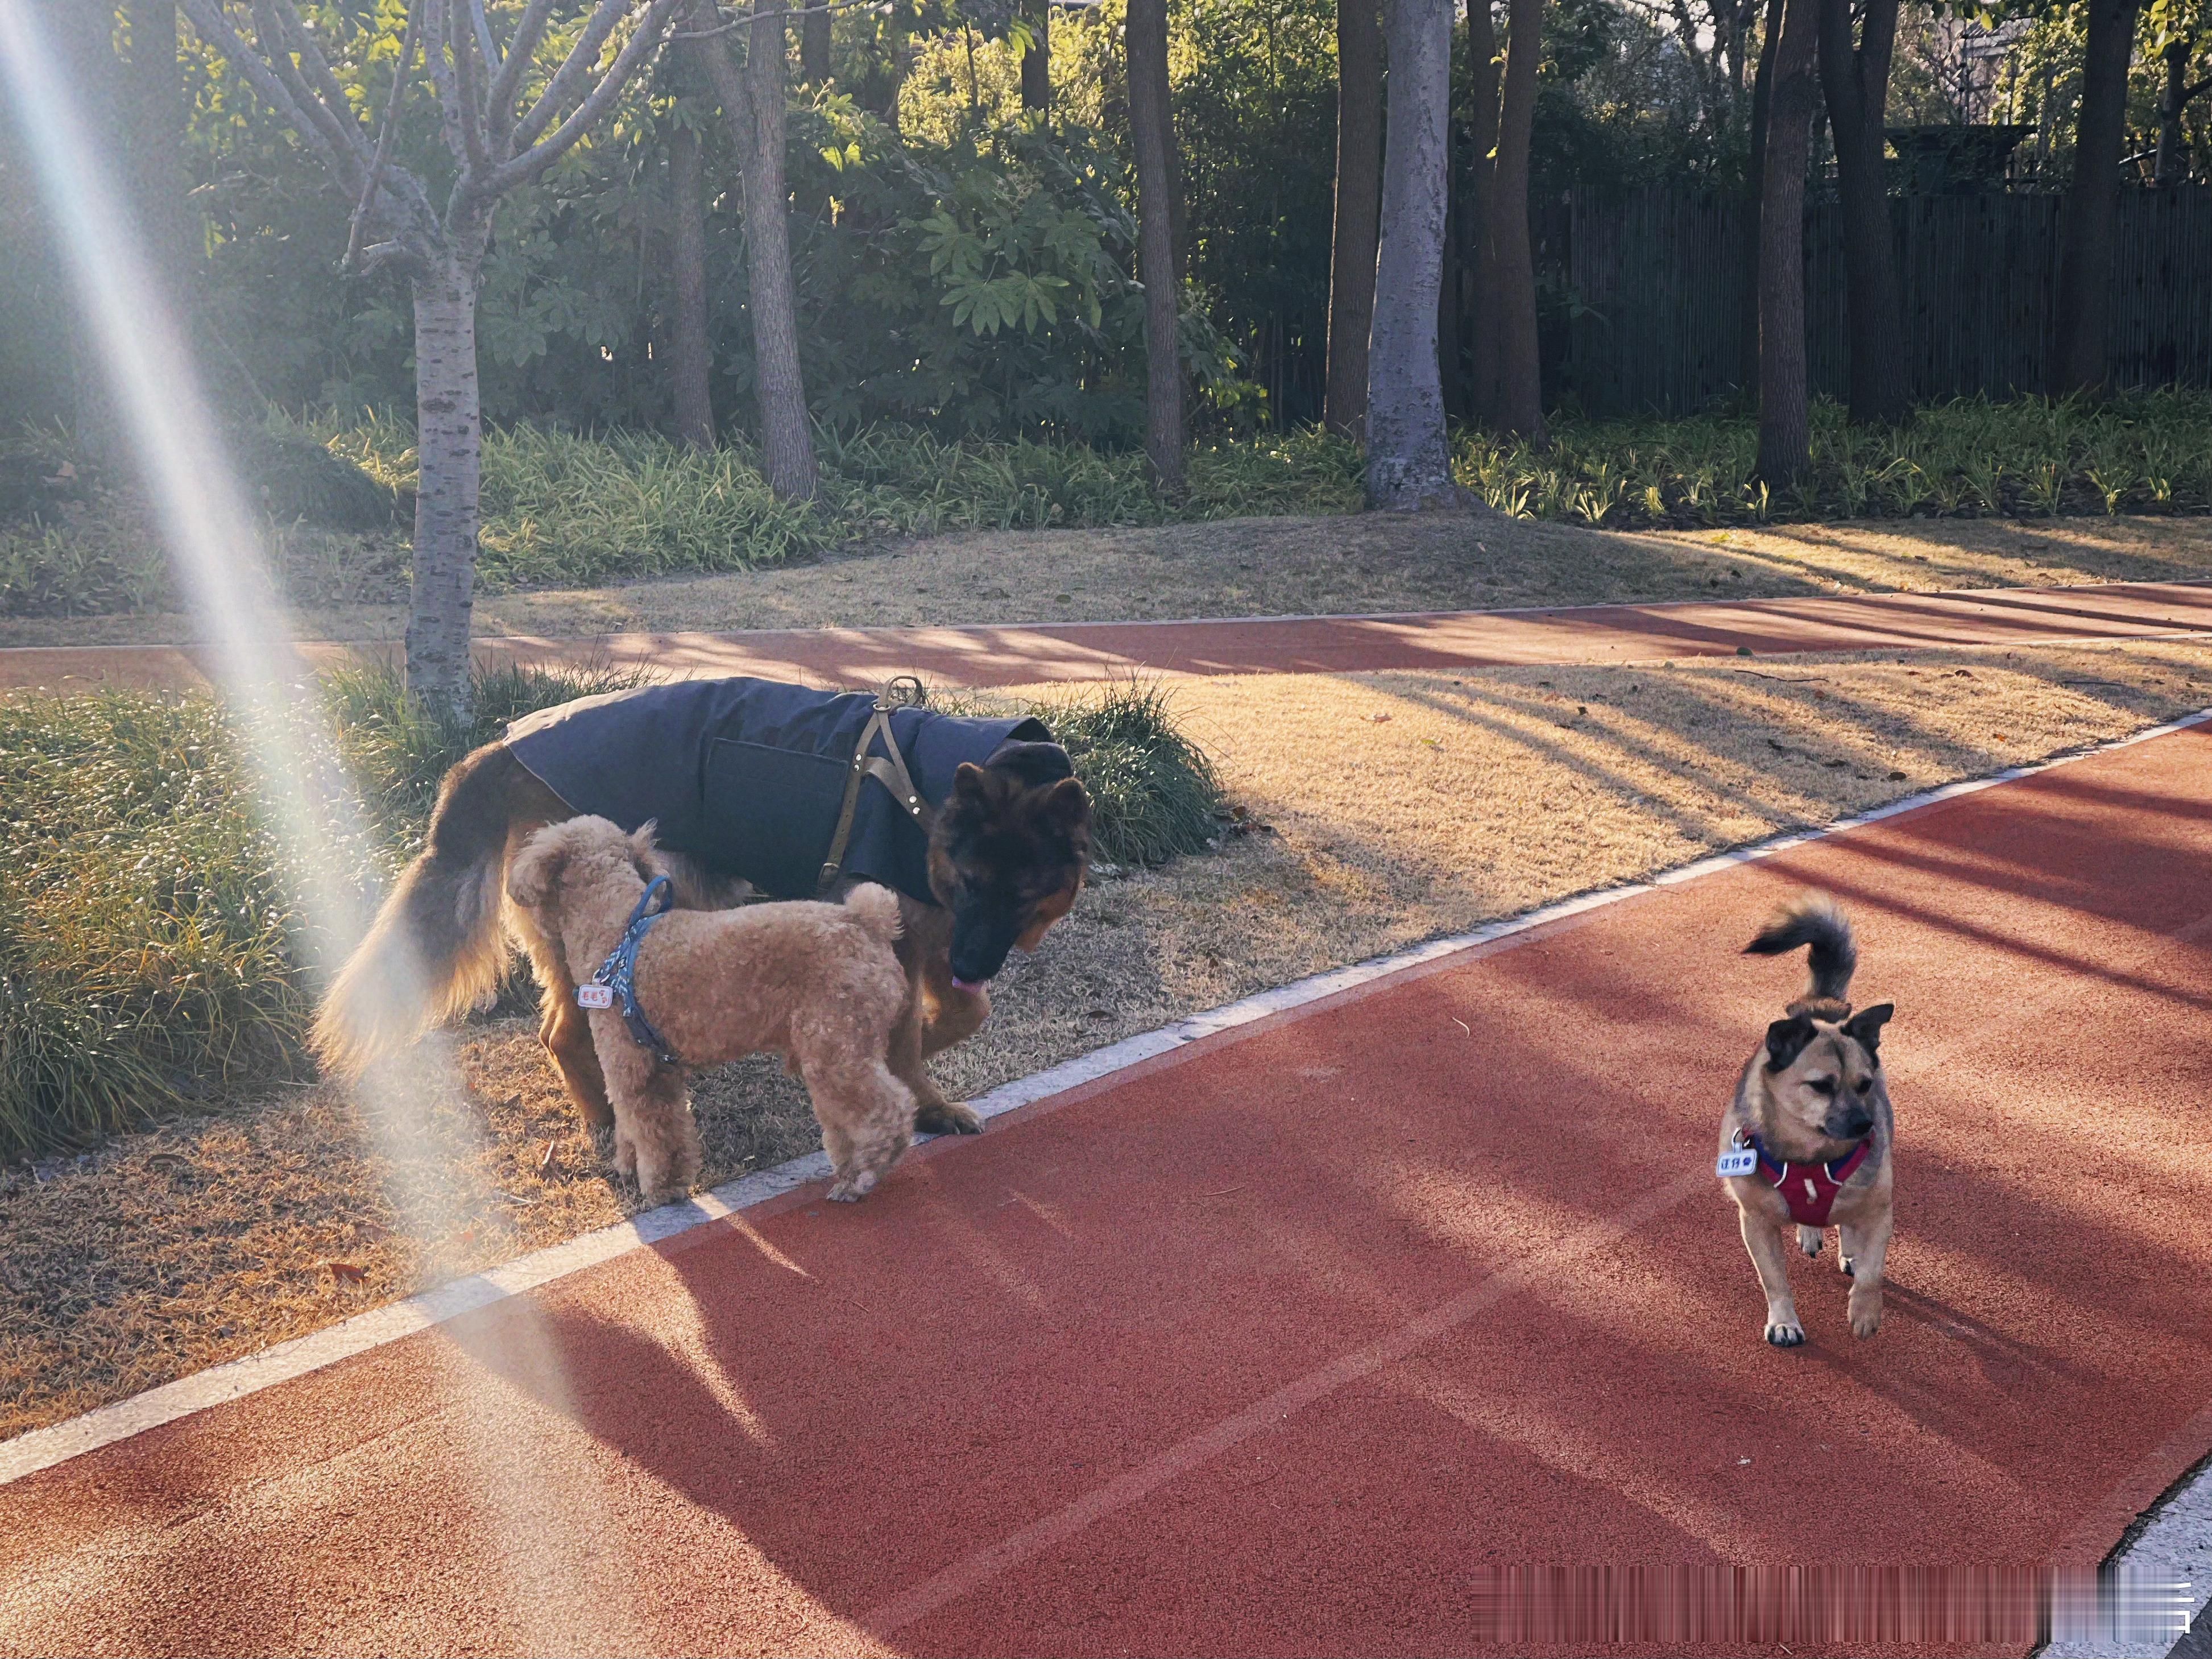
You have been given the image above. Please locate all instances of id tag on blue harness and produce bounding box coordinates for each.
[576,984,614,1010]
[1716,1145,1758,1178]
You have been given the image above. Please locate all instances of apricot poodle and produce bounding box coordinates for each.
[507,816,917,1203]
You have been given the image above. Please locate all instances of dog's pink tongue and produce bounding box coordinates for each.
[951,976,984,992]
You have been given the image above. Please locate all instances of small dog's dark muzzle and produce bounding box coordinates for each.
[1826,1107,1875,1141]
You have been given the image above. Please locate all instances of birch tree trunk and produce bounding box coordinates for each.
[686,0,817,498]
[1126,0,1185,493]
[1323,0,1383,438]
[405,231,488,714]
[1366,0,1458,510]
[1753,0,1817,487]
[173,0,678,718]
[2053,0,2144,396]
[1488,0,1544,442]
[1819,0,1907,425]
[668,121,718,449]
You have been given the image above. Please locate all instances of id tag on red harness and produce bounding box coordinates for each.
[1716,1147,1758,1178]
[576,984,614,1010]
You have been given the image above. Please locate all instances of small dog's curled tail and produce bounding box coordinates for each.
[842,882,905,949]
[311,743,519,1079]
[1744,892,1857,1005]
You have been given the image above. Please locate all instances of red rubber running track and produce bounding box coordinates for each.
[3,725,2210,1656]
[6,577,2211,693]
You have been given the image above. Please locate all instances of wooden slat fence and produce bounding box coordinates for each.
[1547,185,2212,415]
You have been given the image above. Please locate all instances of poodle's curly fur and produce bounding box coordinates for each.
[507,816,916,1204]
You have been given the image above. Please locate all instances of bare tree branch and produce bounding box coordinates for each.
[244,0,372,189]
[346,0,424,268]
[268,0,376,167]
[486,0,558,146]
[511,0,633,153]
[488,0,677,196]
[176,0,347,174]
[468,0,502,75]
[446,0,497,175]
[420,0,477,176]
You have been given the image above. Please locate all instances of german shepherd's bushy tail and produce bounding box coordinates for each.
[311,744,519,1079]
[1743,892,1857,1005]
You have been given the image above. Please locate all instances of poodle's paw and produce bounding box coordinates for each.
[1849,1291,1883,1339]
[1797,1225,1824,1259]
[826,1169,879,1203]
[612,1133,639,1180]
[1764,1313,1806,1348]
[916,1099,984,1136]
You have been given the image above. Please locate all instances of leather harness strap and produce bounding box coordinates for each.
[818,684,937,897]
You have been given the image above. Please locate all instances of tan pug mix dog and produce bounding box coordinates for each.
[1717,895,1895,1347]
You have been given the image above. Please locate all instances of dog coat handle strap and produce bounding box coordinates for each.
[818,701,935,896]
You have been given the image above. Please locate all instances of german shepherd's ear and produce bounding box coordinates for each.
[1842,1003,1893,1055]
[1765,1014,1816,1071]
[507,831,568,910]
[1041,775,1089,831]
[953,761,996,803]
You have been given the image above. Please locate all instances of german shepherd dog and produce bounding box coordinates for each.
[1718,895,1895,1348]
[312,679,1091,1141]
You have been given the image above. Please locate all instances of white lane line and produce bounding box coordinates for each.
[3,704,2207,1490]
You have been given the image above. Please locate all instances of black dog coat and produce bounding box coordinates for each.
[504,677,1057,905]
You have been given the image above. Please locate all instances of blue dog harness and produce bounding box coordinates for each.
[580,875,681,1068]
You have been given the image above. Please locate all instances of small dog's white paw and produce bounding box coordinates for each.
[1764,1316,1806,1348]
[826,1169,879,1203]
[1839,1255,1855,1277]
[1797,1226,1824,1258]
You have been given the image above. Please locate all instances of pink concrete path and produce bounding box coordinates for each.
[5,578,2210,694]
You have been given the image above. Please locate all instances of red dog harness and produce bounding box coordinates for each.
[1753,1139,1871,1227]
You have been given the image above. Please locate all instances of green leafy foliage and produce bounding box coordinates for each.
[1456,392,2212,526]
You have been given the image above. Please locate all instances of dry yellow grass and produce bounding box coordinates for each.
[5,634,2209,1439]
[4,512,2209,648]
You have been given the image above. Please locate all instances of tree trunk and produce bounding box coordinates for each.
[1741,0,1785,393]
[1817,0,1908,425]
[406,241,488,716]
[801,5,831,83]
[45,0,123,462]
[2153,39,2197,186]
[1367,0,1459,509]
[687,0,817,498]
[1465,0,1502,425]
[668,122,718,450]
[1754,0,1817,487]
[2052,0,2144,396]
[1126,0,1184,492]
[1439,125,1465,421]
[1324,0,1383,437]
[122,2,192,278]
[1488,0,1544,442]
[1020,0,1050,113]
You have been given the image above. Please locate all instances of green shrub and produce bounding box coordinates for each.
[0,694,318,1159]
[1456,391,2212,527]
[933,679,1224,868]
